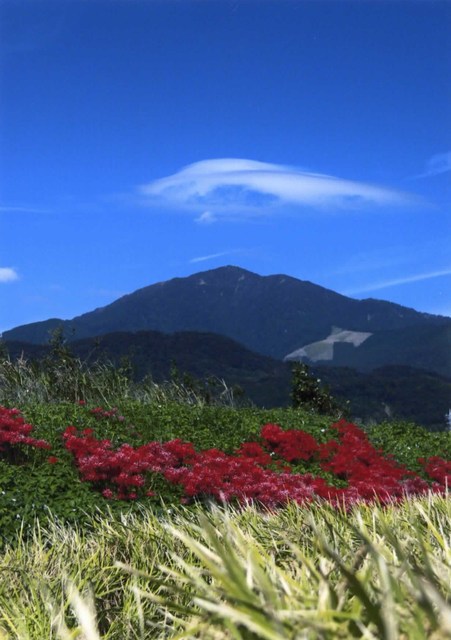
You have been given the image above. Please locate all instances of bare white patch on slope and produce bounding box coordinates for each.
[284,327,373,362]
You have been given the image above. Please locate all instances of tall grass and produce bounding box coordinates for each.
[1,495,450,639]
[0,345,240,408]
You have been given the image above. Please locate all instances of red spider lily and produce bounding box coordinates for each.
[59,411,451,507]
[419,456,451,488]
[0,406,51,454]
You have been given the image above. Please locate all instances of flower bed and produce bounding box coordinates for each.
[1,404,449,508]
[62,414,447,507]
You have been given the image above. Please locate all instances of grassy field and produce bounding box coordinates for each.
[1,349,451,638]
[1,496,451,639]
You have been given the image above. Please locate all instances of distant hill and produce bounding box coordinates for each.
[285,324,451,378]
[3,266,450,377]
[3,331,291,408]
[4,329,451,430]
[314,364,451,431]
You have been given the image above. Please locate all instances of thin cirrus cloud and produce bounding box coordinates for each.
[139,159,415,222]
[0,267,19,283]
[190,251,234,264]
[415,151,451,179]
[0,204,52,214]
[343,267,451,296]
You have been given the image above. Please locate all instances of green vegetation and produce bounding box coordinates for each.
[1,497,451,639]
[0,400,337,545]
[0,341,451,543]
[0,331,243,408]
[1,343,451,638]
[4,328,451,430]
[290,362,345,417]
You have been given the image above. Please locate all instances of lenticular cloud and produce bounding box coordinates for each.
[140,158,413,219]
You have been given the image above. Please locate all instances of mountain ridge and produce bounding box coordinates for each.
[3,266,450,367]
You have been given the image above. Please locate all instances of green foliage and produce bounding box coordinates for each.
[0,397,347,546]
[19,401,332,453]
[367,420,451,474]
[0,399,448,546]
[1,497,451,638]
[0,450,175,547]
[0,460,95,543]
[0,401,447,531]
[290,362,345,416]
[0,349,449,546]
[0,401,333,545]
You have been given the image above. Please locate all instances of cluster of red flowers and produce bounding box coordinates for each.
[61,417,449,506]
[259,423,319,462]
[0,406,50,452]
[164,448,339,506]
[1,403,450,507]
[419,456,451,488]
[89,406,125,422]
[63,426,196,500]
[316,420,435,502]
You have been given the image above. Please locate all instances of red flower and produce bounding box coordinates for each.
[0,406,51,455]
[60,416,451,507]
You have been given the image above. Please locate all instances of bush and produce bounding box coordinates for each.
[290,362,345,416]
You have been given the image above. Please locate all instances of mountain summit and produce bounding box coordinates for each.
[3,266,450,366]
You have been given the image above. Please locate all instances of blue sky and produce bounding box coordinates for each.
[1,0,450,334]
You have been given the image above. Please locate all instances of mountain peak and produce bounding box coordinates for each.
[3,267,450,361]
[189,265,258,279]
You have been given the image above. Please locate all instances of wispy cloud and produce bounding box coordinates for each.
[326,248,412,278]
[0,268,19,283]
[0,205,52,214]
[140,158,415,221]
[195,211,217,224]
[189,250,238,264]
[414,151,451,179]
[344,267,451,296]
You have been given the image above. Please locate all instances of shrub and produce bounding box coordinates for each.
[290,362,344,416]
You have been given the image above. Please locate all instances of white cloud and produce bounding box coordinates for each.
[0,267,19,283]
[189,250,236,264]
[344,267,451,295]
[140,158,415,220]
[416,151,451,178]
[195,211,217,224]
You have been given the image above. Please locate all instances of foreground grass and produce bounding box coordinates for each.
[1,495,451,639]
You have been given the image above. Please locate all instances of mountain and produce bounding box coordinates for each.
[3,266,450,375]
[313,364,451,430]
[285,324,451,378]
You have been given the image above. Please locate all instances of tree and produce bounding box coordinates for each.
[290,362,344,416]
